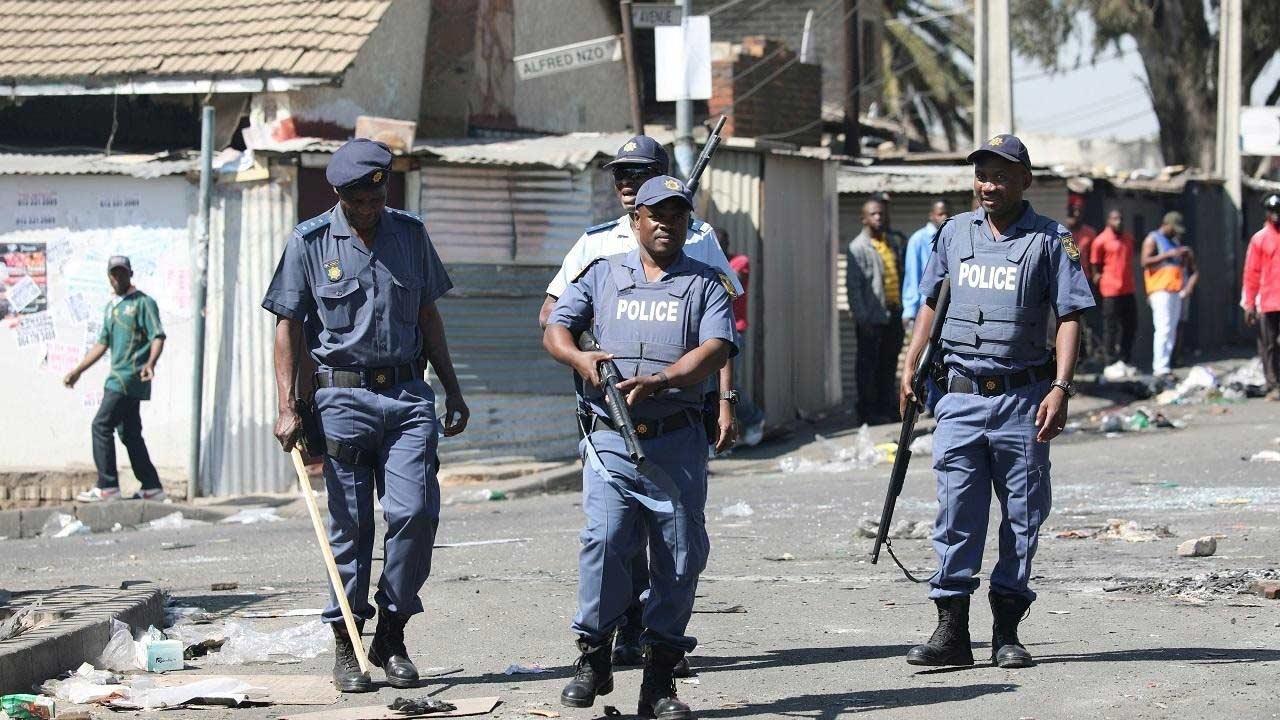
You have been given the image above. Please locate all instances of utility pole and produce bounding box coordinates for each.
[973,0,1013,142]
[842,0,860,156]
[188,103,214,501]
[674,0,695,178]
[619,0,645,135]
[1215,0,1242,239]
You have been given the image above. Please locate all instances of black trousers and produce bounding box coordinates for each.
[92,389,162,490]
[855,317,904,422]
[1101,294,1138,365]
[1260,311,1280,391]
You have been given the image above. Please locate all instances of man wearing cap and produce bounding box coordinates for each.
[262,137,470,693]
[63,255,167,503]
[1141,211,1199,379]
[539,135,741,670]
[545,175,735,720]
[1242,194,1280,400]
[899,134,1094,669]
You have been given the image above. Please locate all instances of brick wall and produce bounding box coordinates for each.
[709,37,823,146]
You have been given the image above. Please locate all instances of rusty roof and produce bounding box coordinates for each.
[0,0,391,86]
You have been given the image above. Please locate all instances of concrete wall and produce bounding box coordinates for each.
[0,175,195,483]
[289,0,433,129]
[512,0,631,133]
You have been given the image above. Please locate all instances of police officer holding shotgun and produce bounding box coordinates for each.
[262,138,470,692]
[899,134,1094,669]
[544,175,736,719]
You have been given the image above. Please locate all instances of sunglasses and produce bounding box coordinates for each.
[612,166,656,183]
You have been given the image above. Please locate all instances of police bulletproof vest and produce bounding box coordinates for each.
[585,255,711,411]
[940,214,1055,361]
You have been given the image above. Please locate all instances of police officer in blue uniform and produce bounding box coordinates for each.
[899,134,1094,668]
[263,138,470,692]
[544,175,736,719]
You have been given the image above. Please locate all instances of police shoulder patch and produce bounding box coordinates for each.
[585,219,620,235]
[1060,232,1080,262]
[717,272,738,299]
[295,214,332,239]
[571,256,609,283]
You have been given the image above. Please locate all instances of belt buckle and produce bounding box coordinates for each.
[635,420,654,440]
[982,377,1000,396]
[372,368,389,389]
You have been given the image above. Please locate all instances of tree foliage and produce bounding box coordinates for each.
[1011,0,1280,168]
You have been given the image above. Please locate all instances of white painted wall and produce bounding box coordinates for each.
[0,175,195,480]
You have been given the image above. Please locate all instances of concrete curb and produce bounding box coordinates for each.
[441,461,582,503]
[0,500,230,540]
[0,583,166,694]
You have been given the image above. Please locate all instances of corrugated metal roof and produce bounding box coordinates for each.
[839,164,975,194]
[0,0,388,85]
[0,151,196,177]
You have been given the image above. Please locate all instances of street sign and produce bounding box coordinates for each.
[654,16,711,102]
[1241,106,1280,157]
[513,35,623,80]
[632,3,683,28]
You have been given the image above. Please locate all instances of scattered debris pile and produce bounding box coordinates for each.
[1056,518,1175,542]
[779,426,885,474]
[854,518,932,540]
[1108,569,1280,600]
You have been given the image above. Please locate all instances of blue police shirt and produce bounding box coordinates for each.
[919,202,1095,375]
[262,204,453,368]
[548,249,737,417]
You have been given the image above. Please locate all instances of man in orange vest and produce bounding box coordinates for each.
[1141,211,1199,379]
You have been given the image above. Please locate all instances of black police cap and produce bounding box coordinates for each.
[326,138,393,190]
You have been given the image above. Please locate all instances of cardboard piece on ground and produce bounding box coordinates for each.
[149,674,338,706]
[281,696,500,720]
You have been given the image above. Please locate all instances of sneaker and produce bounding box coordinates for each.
[76,487,121,503]
[131,488,166,501]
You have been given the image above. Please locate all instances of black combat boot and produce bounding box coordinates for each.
[638,645,693,720]
[905,596,975,666]
[331,622,373,693]
[561,635,614,708]
[368,609,420,688]
[613,604,645,666]
[989,591,1034,668]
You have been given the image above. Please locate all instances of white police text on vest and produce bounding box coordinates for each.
[616,299,681,322]
[958,262,1018,291]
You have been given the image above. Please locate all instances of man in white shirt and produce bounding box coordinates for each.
[538,135,743,676]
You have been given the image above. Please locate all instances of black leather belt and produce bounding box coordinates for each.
[948,362,1056,397]
[315,363,418,391]
[593,410,698,440]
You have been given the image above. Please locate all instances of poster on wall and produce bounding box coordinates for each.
[1,242,48,318]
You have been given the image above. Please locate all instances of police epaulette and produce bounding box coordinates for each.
[389,208,425,226]
[571,256,609,283]
[294,214,332,238]
[585,219,619,235]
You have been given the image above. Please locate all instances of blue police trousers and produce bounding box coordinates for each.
[315,378,441,624]
[572,422,710,653]
[929,377,1052,602]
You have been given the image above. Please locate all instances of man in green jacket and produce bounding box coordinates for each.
[64,255,167,502]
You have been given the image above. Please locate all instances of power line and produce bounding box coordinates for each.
[1070,107,1154,137]
[1013,49,1136,84]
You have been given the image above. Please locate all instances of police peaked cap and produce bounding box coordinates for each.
[327,137,393,190]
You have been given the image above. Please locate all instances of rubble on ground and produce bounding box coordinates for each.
[1109,569,1280,599]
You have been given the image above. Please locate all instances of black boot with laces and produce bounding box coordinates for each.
[637,644,693,720]
[368,609,419,688]
[331,622,372,693]
[906,596,975,666]
[561,635,614,708]
[989,591,1034,668]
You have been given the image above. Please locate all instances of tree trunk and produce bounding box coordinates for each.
[1129,0,1216,168]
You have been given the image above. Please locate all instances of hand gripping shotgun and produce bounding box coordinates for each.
[871,278,951,581]
[577,330,645,464]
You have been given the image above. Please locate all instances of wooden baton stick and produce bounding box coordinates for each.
[291,447,370,673]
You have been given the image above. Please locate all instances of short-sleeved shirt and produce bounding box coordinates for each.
[547,249,737,418]
[262,204,453,368]
[545,215,744,298]
[1089,228,1136,297]
[99,290,165,401]
[919,202,1095,375]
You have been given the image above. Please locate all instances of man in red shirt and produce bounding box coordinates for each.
[1242,194,1280,400]
[1089,209,1138,367]
[718,227,765,445]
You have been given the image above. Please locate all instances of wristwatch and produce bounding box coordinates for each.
[1051,379,1076,397]
[720,390,740,405]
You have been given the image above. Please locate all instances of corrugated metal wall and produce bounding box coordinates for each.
[699,148,765,410]
[201,166,298,496]
[759,153,841,424]
[421,164,592,265]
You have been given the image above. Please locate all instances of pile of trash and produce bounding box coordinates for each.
[778,426,889,474]
[1101,360,1141,382]
[0,600,43,642]
[1112,569,1280,599]
[39,663,260,711]
[1095,407,1178,434]
[1154,362,1267,405]
[1055,518,1176,542]
[854,517,932,540]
